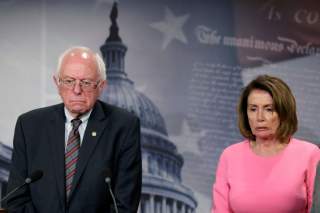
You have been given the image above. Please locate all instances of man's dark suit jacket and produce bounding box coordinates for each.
[6,100,142,213]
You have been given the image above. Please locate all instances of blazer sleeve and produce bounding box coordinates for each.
[308,147,320,212]
[113,116,142,213]
[212,150,231,213]
[311,161,320,213]
[5,116,36,213]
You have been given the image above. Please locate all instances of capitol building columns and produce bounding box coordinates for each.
[138,194,196,213]
[162,197,167,213]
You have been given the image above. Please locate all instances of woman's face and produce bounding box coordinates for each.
[247,89,280,141]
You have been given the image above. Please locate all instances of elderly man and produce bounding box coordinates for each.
[6,46,142,213]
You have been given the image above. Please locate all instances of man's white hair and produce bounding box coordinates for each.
[56,46,107,80]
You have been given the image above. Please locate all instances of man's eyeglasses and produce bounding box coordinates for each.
[58,78,101,92]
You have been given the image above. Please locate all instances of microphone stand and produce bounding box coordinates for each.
[0,183,27,204]
[105,177,119,213]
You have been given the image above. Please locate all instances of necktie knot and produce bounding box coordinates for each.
[71,118,82,130]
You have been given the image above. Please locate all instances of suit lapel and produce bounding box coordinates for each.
[48,104,67,207]
[69,101,109,200]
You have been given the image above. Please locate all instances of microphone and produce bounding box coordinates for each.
[103,169,118,213]
[1,170,44,203]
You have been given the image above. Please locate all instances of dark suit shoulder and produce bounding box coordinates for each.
[18,103,64,122]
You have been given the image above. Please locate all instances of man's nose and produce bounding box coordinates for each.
[73,81,82,94]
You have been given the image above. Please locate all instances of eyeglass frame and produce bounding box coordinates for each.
[57,77,102,92]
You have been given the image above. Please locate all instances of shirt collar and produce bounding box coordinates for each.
[64,108,92,124]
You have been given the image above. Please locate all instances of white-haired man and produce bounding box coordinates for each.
[6,46,142,213]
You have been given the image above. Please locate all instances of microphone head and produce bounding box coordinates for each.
[103,168,112,184]
[25,170,43,184]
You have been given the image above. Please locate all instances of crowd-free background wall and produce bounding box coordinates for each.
[1,0,320,212]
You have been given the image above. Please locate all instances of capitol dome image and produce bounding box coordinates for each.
[99,3,197,213]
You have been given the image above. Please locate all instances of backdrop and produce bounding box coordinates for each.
[1,0,320,212]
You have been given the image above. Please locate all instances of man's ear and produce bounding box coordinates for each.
[99,80,107,90]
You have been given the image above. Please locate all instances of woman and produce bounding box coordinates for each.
[212,75,319,213]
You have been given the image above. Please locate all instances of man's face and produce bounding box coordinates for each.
[54,50,106,117]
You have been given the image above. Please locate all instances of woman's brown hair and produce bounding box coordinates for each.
[238,75,297,143]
